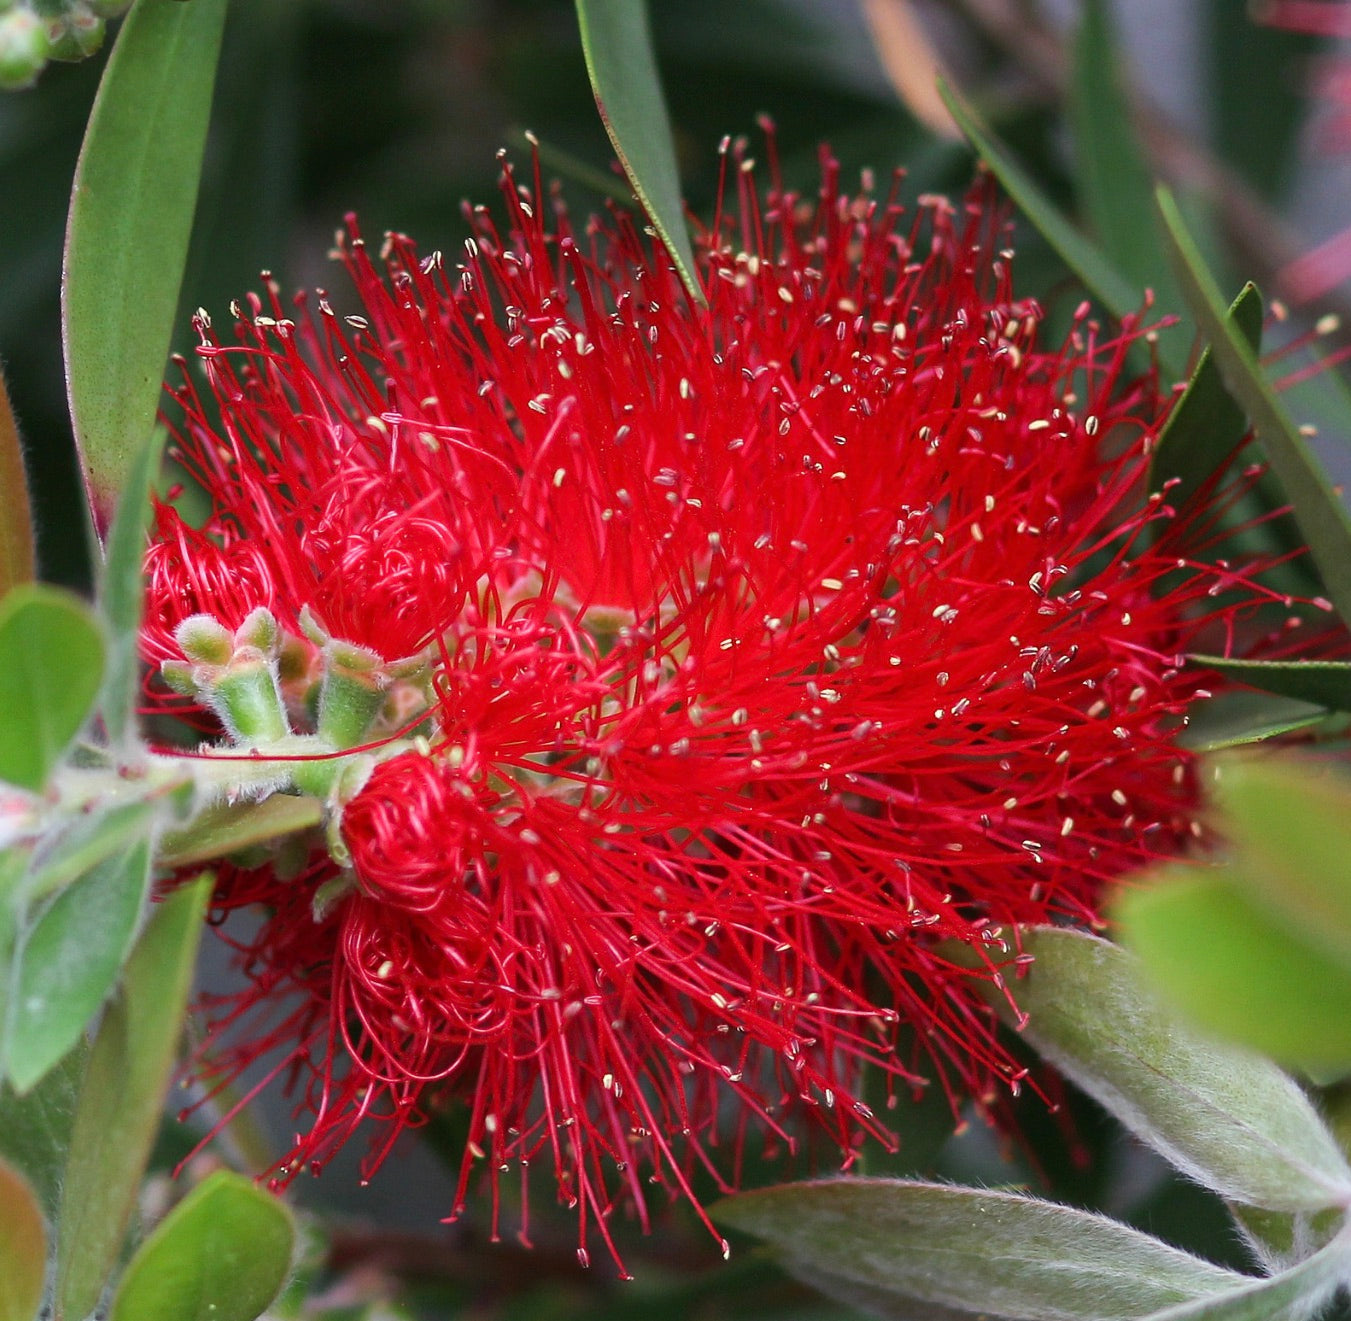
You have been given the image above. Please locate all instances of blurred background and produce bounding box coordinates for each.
[4,2,1351,1315]
[4,0,1346,588]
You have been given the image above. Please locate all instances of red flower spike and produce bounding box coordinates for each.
[149,144,1297,1272]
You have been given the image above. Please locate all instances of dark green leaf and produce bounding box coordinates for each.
[63,0,227,537]
[1190,656,1351,714]
[1149,284,1261,508]
[160,793,323,871]
[1070,0,1182,327]
[1179,689,1328,753]
[1157,189,1351,628]
[574,0,703,306]
[939,80,1139,325]
[99,428,165,748]
[55,877,210,1321]
[3,838,152,1093]
[108,1170,293,1321]
[0,1156,45,1321]
[1209,4,1325,203]
[999,927,1351,1212]
[714,1179,1244,1320]
[0,1044,86,1219]
[0,584,105,793]
[0,368,35,598]
[1119,868,1351,1078]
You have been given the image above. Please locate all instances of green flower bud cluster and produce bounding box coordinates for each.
[0,0,130,90]
[163,605,434,807]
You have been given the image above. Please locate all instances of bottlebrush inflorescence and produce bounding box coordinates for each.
[144,141,1290,1270]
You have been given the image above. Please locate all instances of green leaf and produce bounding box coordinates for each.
[574,0,703,307]
[1210,757,1351,963]
[713,1179,1245,1321]
[1119,869,1351,1075]
[0,1155,46,1321]
[1209,3,1325,204]
[0,367,35,598]
[0,1043,86,1219]
[160,793,323,871]
[0,584,105,793]
[1140,1231,1351,1321]
[55,877,210,1321]
[99,428,166,749]
[3,837,152,1093]
[1157,188,1351,628]
[63,0,227,537]
[939,79,1139,326]
[1070,0,1182,328]
[1189,656,1351,714]
[1000,927,1351,1212]
[20,800,157,910]
[1180,690,1328,753]
[109,1170,293,1321]
[1148,284,1261,508]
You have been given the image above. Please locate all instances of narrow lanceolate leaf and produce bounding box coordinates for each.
[713,1179,1245,1321]
[1004,927,1351,1212]
[3,838,152,1093]
[1148,284,1261,507]
[0,1156,45,1321]
[1139,1231,1351,1321]
[1180,690,1327,753]
[939,80,1140,326]
[160,792,323,871]
[0,368,35,597]
[574,0,704,306]
[63,0,227,538]
[1157,188,1351,628]
[0,585,105,793]
[55,878,210,1321]
[1118,868,1351,1071]
[1070,0,1183,331]
[99,428,165,748]
[108,1170,294,1321]
[1189,655,1351,714]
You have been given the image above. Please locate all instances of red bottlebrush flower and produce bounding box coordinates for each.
[148,144,1291,1272]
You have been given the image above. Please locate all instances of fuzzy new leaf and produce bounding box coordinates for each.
[714,1179,1246,1321]
[1004,927,1351,1211]
[3,837,152,1092]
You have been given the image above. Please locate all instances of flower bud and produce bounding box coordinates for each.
[175,613,233,666]
[234,605,282,655]
[46,2,103,61]
[0,10,50,90]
